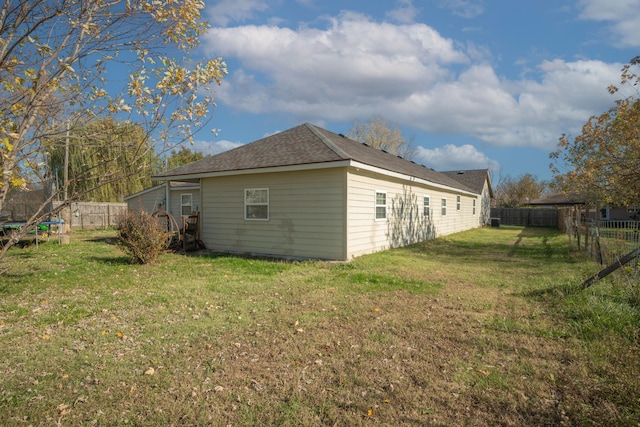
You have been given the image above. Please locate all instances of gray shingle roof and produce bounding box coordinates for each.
[154,123,477,194]
[441,169,492,197]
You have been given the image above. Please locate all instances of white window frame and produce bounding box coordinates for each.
[456,195,461,211]
[375,190,387,221]
[423,196,430,218]
[245,188,269,221]
[441,198,447,216]
[181,193,193,216]
[473,198,476,215]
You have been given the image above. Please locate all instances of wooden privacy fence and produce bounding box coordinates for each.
[53,201,127,230]
[490,208,559,227]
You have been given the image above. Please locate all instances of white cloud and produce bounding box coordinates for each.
[191,139,244,156]
[438,0,485,19]
[203,11,622,151]
[415,144,500,172]
[577,0,640,47]
[207,0,269,27]
[204,13,467,115]
[386,0,420,24]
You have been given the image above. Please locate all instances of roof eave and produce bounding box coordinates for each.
[351,161,478,196]
[152,160,352,181]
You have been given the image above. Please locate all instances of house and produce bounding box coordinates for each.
[124,181,201,219]
[440,169,493,226]
[151,123,492,261]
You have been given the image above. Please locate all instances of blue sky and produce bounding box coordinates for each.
[188,0,639,183]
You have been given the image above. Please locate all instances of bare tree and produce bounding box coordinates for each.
[348,115,415,160]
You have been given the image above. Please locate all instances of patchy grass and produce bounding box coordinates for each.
[0,226,638,426]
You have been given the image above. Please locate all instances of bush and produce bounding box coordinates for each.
[117,211,172,264]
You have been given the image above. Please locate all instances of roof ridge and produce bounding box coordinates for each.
[304,123,351,160]
[442,168,488,173]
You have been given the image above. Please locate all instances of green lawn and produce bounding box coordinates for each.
[1,226,638,426]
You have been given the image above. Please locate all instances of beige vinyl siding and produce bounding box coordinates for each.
[200,168,347,260]
[435,193,478,236]
[126,186,164,214]
[346,168,481,259]
[169,189,200,221]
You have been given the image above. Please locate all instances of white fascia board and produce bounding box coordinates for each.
[152,160,352,181]
[350,161,478,196]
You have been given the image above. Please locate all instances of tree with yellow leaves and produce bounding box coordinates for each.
[0,0,226,257]
[550,56,640,208]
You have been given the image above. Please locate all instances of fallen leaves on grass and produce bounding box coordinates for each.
[56,403,70,416]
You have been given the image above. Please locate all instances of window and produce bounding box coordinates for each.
[472,199,476,215]
[181,194,192,216]
[423,196,430,217]
[456,195,461,211]
[375,191,387,220]
[441,198,447,216]
[245,188,269,220]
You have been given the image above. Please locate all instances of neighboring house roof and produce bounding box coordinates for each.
[441,169,493,198]
[154,123,477,194]
[123,181,200,201]
[528,193,586,206]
